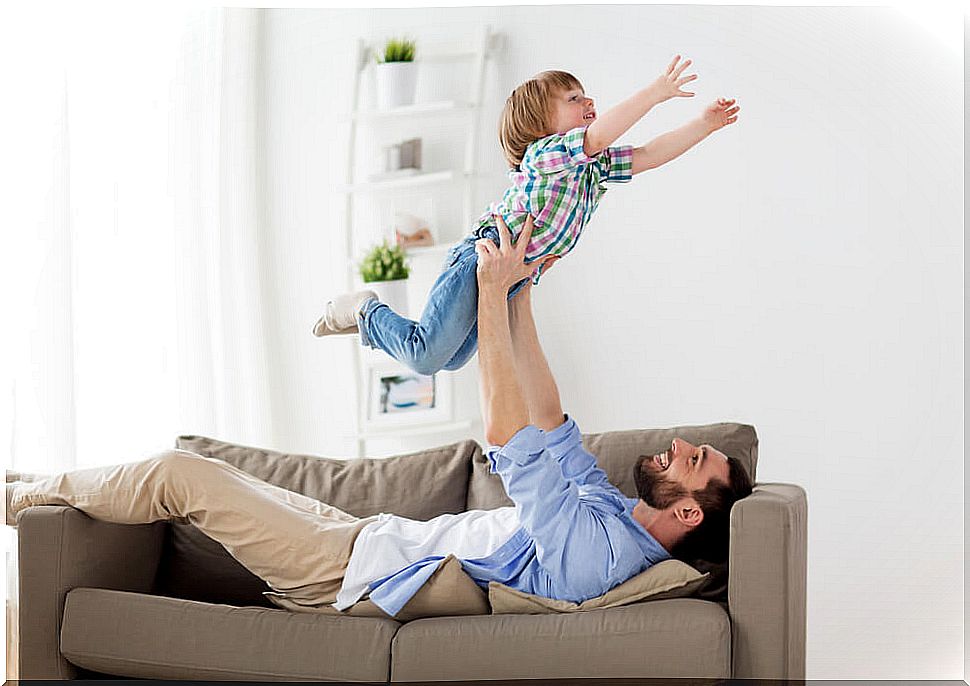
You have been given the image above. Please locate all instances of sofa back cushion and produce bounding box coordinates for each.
[467,421,758,509]
[152,436,478,607]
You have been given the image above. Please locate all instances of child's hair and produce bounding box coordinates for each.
[499,70,585,171]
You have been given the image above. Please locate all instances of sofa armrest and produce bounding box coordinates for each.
[17,505,167,679]
[728,483,807,679]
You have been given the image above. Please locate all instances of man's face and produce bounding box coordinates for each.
[635,438,732,510]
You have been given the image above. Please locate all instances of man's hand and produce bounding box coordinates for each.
[476,214,558,292]
[701,97,740,133]
[647,54,697,104]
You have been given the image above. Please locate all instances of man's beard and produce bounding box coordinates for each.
[634,455,690,510]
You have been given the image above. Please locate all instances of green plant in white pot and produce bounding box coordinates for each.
[374,37,417,110]
[360,240,411,315]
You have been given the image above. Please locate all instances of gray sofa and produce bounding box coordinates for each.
[17,421,806,681]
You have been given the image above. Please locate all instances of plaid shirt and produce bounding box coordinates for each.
[476,125,634,282]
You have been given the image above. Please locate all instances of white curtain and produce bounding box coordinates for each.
[7,4,273,472]
[4,7,273,677]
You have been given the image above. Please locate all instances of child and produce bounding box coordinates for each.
[313,55,739,375]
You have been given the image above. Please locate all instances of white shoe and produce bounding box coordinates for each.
[312,289,378,337]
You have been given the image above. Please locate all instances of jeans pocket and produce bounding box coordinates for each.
[444,239,474,270]
[442,246,460,271]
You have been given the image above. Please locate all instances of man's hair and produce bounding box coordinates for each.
[669,456,754,563]
[498,70,584,171]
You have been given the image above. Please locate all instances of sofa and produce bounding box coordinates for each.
[17,421,806,682]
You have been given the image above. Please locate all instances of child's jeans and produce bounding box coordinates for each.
[358,226,530,375]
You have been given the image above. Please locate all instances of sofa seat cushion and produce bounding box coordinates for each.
[60,587,398,682]
[390,598,732,681]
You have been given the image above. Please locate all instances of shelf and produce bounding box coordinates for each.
[353,100,476,122]
[356,419,474,440]
[417,52,482,62]
[344,169,464,194]
[343,27,495,458]
[404,244,451,257]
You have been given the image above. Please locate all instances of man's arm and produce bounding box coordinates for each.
[477,282,530,446]
[476,216,630,596]
[507,283,565,431]
[475,219,541,446]
[631,118,712,174]
[585,55,698,156]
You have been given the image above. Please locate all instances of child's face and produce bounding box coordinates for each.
[548,88,596,134]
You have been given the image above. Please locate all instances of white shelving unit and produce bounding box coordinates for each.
[342,27,497,458]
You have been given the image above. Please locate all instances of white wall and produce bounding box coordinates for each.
[257,5,963,679]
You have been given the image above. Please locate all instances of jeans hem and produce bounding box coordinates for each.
[357,297,382,348]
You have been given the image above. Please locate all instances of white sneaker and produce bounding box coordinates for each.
[312,289,378,337]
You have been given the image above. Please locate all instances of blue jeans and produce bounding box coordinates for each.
[358,227,530,375]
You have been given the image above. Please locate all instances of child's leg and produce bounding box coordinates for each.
[440,274,532,372]
[358,240,480,376]
[440,327,479,371]
[7,452,377,607]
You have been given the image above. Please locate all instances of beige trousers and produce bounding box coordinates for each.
[9,450,378,610]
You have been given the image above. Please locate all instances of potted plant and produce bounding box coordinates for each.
[360,240,410,314]
[374,37,417,110]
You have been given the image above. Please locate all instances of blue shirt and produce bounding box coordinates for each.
[363,416,671,617]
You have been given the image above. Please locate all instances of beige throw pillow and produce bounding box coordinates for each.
[488,559,709,615]
[265,555,490,622]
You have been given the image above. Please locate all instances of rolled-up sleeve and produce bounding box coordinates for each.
[524,127,592,175]
[545,415,612,489]
[597,145,634,183]
[486,425,613,593]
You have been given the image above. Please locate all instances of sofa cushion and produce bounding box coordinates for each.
[583,422,759,494]
[390,598,732,680]
[266,554,490,622]
[488,559,709,614]
[153,437,477,607]
[175,435,477,518]
[60,587,398,682]
[467,421,758,510]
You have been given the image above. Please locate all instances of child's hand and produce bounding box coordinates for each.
[649,55,697,103]
[702,98,740,133]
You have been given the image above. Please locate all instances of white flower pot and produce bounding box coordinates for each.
[375,61,418,110]
[368,278,409,316]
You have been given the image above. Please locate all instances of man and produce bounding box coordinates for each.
[6,215,752,618]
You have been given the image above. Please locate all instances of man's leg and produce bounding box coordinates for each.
[7,451,375,607]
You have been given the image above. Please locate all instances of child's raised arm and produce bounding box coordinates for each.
[585,55,697,156]
[631,97,740,174]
